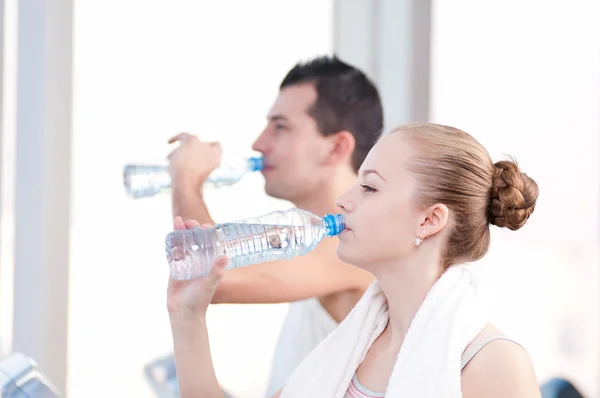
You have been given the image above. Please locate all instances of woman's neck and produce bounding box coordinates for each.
[375,248,444,351]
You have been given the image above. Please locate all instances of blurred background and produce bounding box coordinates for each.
[0,0,598,397]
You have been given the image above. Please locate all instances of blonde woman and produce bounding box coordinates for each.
[167,123,541,398]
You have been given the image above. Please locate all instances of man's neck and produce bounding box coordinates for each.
[292,167,357,216]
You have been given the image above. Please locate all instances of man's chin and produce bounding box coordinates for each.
[264,182,292,201]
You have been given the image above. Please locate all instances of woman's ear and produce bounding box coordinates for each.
[417,203,449,238]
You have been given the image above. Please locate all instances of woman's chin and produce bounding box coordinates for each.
[336,246,363,268]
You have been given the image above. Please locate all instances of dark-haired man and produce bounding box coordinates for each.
[168,56,383,395]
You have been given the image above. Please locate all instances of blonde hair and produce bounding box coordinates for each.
[393,123,538,267]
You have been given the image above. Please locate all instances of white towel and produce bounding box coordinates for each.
[280,266,487,398]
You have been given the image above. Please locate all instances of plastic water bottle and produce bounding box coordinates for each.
[165,208,345,280]
[123,154,264,199]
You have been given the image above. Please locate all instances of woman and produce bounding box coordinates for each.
[166,123,541,397]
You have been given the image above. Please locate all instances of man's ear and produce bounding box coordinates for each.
[324,131,355,167]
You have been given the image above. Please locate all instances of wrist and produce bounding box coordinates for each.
[170,172,205,193]
[169,309,208,330]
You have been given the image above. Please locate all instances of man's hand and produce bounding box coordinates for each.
[167,133,222,192]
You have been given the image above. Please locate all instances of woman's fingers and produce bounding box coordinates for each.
[184,219,201,229]
[209,255,229,282]
[173,217,207,230]
[173,216,186,230]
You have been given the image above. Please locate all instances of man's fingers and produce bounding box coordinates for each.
[167,132,192,144]
[209,142,222,156]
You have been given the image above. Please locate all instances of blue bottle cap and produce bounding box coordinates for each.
[248,156,264,172]
[323,214,345,237]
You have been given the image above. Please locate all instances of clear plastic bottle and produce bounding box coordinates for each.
[123,154,264,199]
[165,208,345,280]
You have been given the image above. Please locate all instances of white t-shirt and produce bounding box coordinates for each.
[266,297,339,397]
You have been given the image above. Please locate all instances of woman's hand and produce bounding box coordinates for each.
[167,216,229,317]
[166,219,227,398]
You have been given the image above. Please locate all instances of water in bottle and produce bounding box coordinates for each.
[165,208,345,280]
[123,154,263,199]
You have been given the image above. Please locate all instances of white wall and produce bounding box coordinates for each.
[431,1,600,396]
[69,1,332,397]
[334,0,431,130]
[0,0,17,359]
[0,0,73,392]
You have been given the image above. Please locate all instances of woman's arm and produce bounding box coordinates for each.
[167,217,229,398]
[170,314,223,398]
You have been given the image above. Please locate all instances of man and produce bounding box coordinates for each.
[167,55,383,396]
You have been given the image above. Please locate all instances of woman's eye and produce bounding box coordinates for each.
[361,184,376,193]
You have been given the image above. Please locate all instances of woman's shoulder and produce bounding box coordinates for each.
[461,324,541,398]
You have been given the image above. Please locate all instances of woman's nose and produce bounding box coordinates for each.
[335,193,353,213]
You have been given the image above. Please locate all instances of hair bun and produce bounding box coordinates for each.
[489,160,539,231]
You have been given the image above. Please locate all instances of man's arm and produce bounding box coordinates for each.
[166,134,373,305]
[167,133,222,224]
[175,185,371,305]
[171,183,214,225]
[212,237,373,304]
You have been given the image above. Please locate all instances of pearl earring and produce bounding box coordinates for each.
[414,230,426,247]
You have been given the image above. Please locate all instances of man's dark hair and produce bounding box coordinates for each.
[280,55,383,173]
